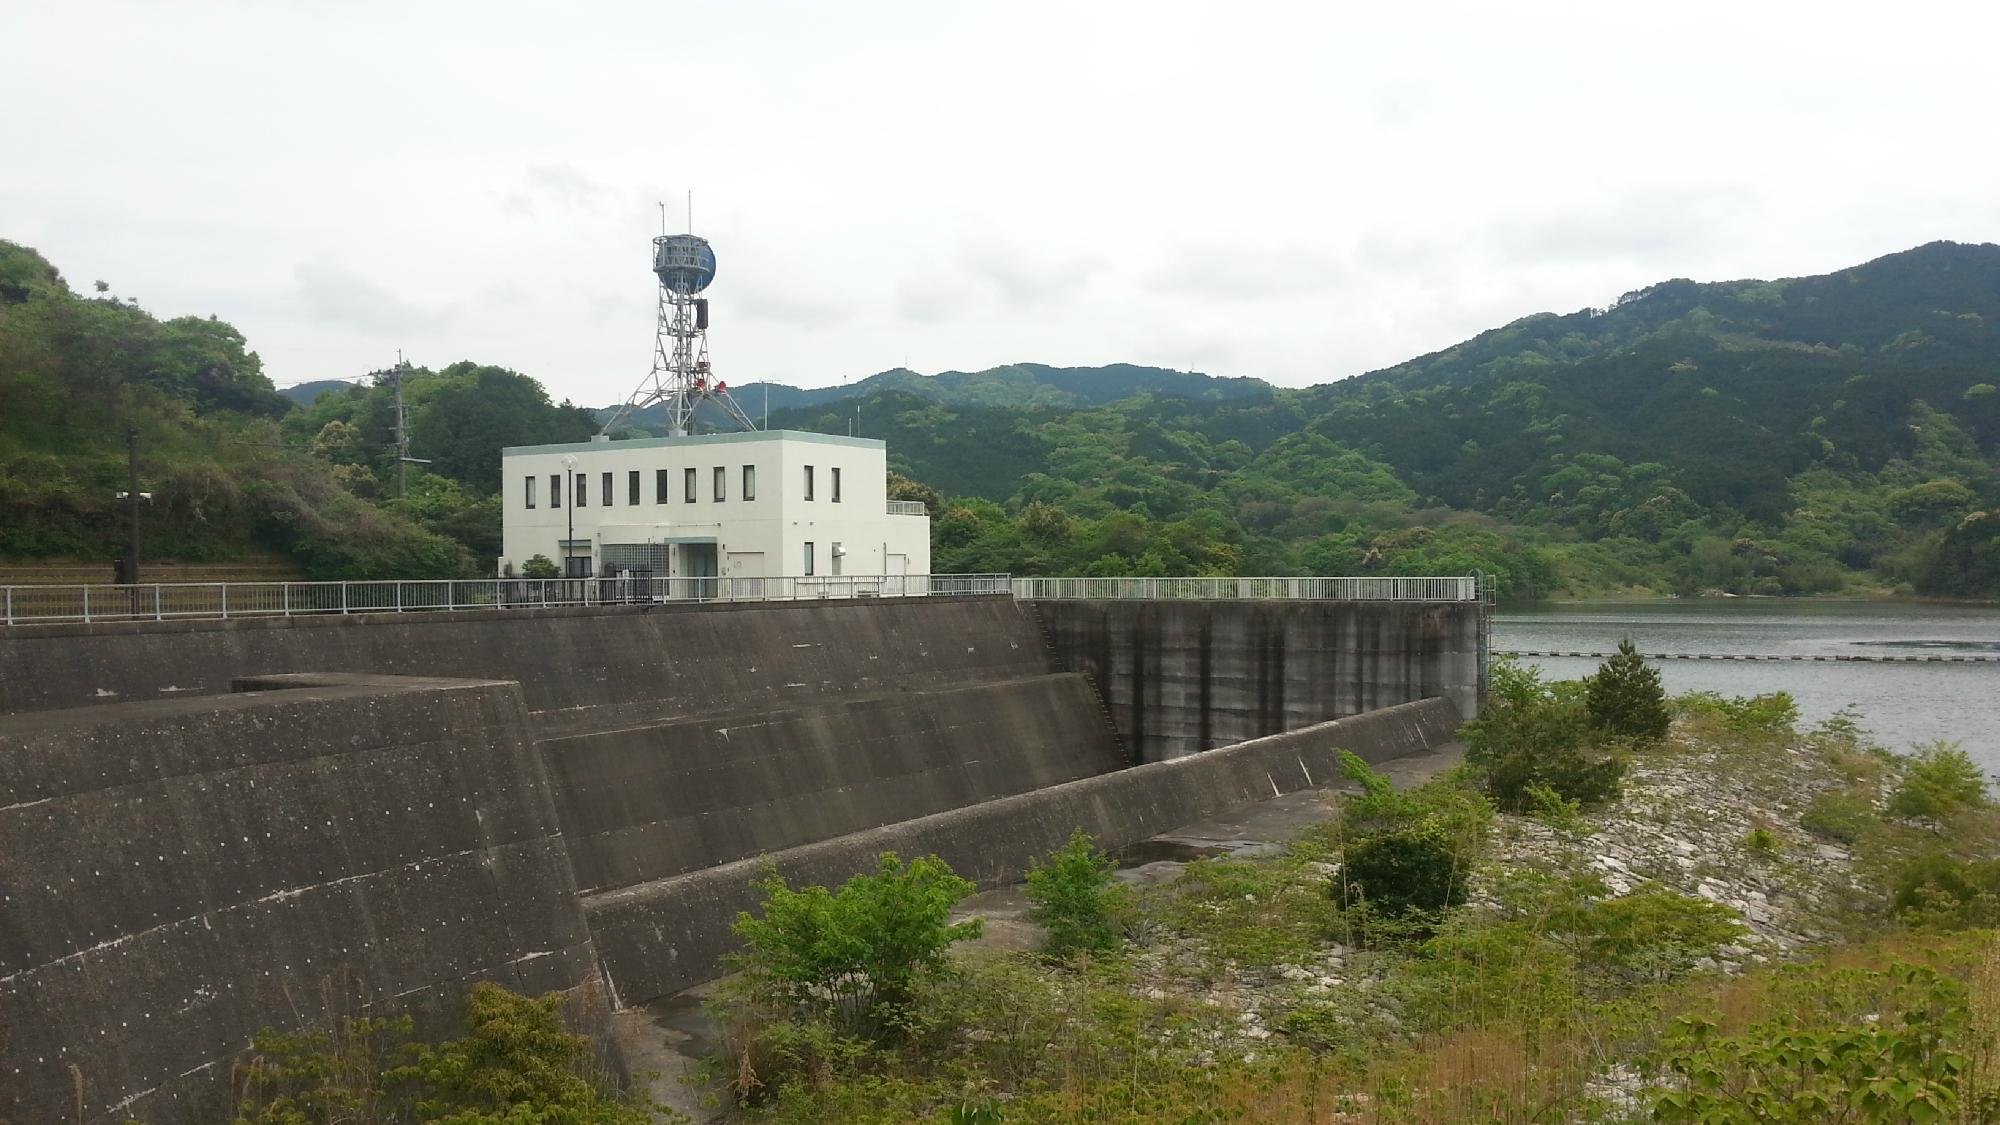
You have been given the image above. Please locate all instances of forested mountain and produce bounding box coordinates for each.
[3,235,1997,598]
[597,362,1271,433]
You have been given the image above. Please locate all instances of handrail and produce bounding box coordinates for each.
[0,574,1012,626]
[1009,576,1481,602]
[0,572,1485,626]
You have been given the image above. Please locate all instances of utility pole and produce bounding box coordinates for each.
[125,426,141,584]
[381,353,429,502]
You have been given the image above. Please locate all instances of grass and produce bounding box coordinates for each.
[704,692,2000,1123]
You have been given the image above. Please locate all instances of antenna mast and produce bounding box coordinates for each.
[602,204,757,437]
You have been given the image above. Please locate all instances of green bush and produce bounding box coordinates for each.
[1887,742,1993,822]
[1584,638,1671,743]
[730,853,982,1034]
[1800,790,1875,845]
[233,982,663,1123]
[1890,851,2000,928]
[1673,690,1800,735]
[1334,751,1491,920]
[521,552,560,578]
[1561,886,1747,982]
[1461,659,1625,811]
[1025,829,1129,960]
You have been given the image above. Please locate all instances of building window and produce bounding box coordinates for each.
[565,552,592,578]
[684,467,697,502]
[576,473,588,507]
[803,541,814,576]
[713,465,726,501]
[601,471,613,506]
[550,474,562,508]
[656,468,669,503]
[524,476,537,509]
[628,470,640,506]
[803,465,815,501]
[743,465,756,501]
[831,466,842,503]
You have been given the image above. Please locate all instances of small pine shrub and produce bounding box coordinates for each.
[1887,742,1993,823]
[521,553,560,578]
[1025,829,1129,960]
[1584,638,1671,743]
[1742,827,1779,855]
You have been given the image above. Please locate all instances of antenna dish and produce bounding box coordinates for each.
[652,234,716,295]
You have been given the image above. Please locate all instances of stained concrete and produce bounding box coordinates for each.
[582,697,1461,1005]
[0,675,604,1125]
[1028,598,1486,761]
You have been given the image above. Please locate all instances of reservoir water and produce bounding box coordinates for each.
[1495,599,2000,779]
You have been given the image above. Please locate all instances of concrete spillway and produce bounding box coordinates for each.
[0,593,1484,1122]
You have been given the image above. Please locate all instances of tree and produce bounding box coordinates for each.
[521,554,560,579]
[1025,830,1128,959]
[1585,639,1671,743]
[730,853,982,1034]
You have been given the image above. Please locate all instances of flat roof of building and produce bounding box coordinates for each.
[503,429,885,457]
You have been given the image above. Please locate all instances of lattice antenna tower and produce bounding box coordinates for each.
[602,201,758,437]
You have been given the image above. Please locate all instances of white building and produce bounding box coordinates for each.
[498,429,931,586]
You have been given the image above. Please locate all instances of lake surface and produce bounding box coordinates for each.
[1494,599,2000,778]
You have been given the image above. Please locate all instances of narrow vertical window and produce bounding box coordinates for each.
[576,474,587,507]
[601,471,613,506]
[803,465,815,501]
[656,468,669,503]
[803,541,814,576]
[743,465,756,501]
[551,474,563,508]
[831,466,842,503]
[524,476,537,509]
[713,465,726,501]
[684,467,697,502]
[628,470,640,506]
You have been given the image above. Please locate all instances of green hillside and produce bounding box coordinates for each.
[4,235,1997,598]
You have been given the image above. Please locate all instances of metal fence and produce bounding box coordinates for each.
[0,574,1014,625]
[886,500,930,516]
[1008,575,1482,602]
[0,572,1483,625]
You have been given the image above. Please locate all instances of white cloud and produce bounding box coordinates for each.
[3,0,1998,401]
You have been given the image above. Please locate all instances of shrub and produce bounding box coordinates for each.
[1887,742,1993,822]
[521,552,560,578]
[1742,826,1779,854]
[1025,829,1129,960]
[1799,791,1874,845]
[1461,659,1625,811]
[730,853,982,1034]
[1562,886,1747,982]
[233,983,661,1123]
[1673,690,1800,735]
[1584,638,1670,743]
[1334,751,1491,919]
[1890,851,2000,928]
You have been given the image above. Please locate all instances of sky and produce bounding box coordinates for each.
[8,0,2000,405]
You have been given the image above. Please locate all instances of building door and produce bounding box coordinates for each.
[682,543,719,599]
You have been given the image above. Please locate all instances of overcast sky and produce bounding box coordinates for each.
[8,1,1999,404]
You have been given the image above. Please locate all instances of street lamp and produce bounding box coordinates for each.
[561,454,578,579]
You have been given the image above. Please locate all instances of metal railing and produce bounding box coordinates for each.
[886,500,929,516]
[1009,575,1481,602]
[0,574,1014,625]
[0,572,1483,625]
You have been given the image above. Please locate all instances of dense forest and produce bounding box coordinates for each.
[3,237,1998,599]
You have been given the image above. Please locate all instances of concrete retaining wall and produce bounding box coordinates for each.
[0,674,604,1124]
[583,696,1461,1004]
[545,674,1123,893]
[1028,599,1485,761]
[0,596,1050,725]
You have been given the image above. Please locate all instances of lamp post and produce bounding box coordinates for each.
[562,454,577,582]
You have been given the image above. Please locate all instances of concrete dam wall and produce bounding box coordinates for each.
[1029,598,1485,761]
[0,673,605,1125]
[0,593,1480,1121]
